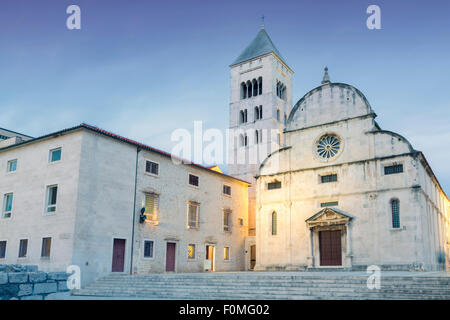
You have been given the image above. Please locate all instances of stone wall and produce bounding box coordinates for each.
[0,264,70,300]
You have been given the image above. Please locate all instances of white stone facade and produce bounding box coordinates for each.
[0,125,250,286]
[255,81,450,271]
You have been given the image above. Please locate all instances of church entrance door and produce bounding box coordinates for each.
[319,230,342,266]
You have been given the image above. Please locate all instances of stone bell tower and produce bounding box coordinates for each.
[228,23,293,243]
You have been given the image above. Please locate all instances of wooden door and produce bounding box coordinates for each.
[112,238,126,272]
[205,245,215,271]
[250,245,256,270]
[319,230,342,266]
[166,242,176,272]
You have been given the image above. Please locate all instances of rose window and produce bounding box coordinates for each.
[316,135,341,159]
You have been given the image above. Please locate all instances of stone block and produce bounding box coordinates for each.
[24,265,39,272]
[18,284,33,297]
[48,272,69,281]
[21,295,43,300]
[57,280,69,292]
[8,272,28,283]
[29,272,47,283]
[0,273,8,284]
[33,282,57,295]
[0,284,19,299]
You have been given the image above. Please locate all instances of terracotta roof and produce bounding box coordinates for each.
[0,123,251,185]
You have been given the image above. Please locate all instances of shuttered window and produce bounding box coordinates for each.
[144,193,159,221]
[223,210,231,232]
[188,202,199,229]
[188,244,195,259]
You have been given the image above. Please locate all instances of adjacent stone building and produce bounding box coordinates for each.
[0,124,250,286]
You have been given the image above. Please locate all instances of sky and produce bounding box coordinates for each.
[0,0,449,193]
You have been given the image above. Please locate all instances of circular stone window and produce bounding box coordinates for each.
[316,134,341,159]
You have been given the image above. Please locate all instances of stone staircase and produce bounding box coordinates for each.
[72,271,450,300]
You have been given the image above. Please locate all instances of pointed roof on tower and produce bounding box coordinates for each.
[230,26,290,69]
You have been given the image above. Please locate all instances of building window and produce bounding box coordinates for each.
[143,240,154,258]
[224,247,230,260]
[46,185,58,213]
[259,106,263,119]
[41,237,51,258]
[238,218,244,226]
[187,202,200,229]
[189,174,199,187]
[268,181,281,190]
[255,130,259,144]
[144,193,159,222]
[0,241,6,259]
[258,77,262,95]
[254,106,260,120]
[321,201,339,208]
[2,193,13,218]
[316,134,341,159]
[271,212,277,235]
[7,159,17,173]
[276,109,280,121]
[145,160,159,176]
[277,133,281,145]
[188,244,195,259]
[384,164,403,175]
[223,185,231,196]
[18,239,28,258]
[49,148,62,163]
[321,174,337,183]
[391,199,400,228]
[223,210,231,232]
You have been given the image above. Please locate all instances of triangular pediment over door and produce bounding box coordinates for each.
[305,207,353,228]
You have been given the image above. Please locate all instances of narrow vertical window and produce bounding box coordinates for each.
[0,241,6,259]
[143,240,154,258]
[255,130,259,144]
[144,193,159,221]
[276,109,280,121]
[223,185,231,196]
[391,199,400,228]
[259,105,263,119]
[49,148,62,162]
[224,247,230,260]
[255,106,259,120]
[223,210,231,232]
[187,202,200,229]
[2,193,13,218]
[46,185,58,213]
[18,239,28,258]
[188,244,195,259]
[271,212,277,235]
[41,237,52,258]
[258,77,262,95]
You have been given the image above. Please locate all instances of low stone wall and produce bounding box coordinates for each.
[0,264,70,300]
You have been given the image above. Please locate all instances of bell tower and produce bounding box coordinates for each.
[228,24,293,239]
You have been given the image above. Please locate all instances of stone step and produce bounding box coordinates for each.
[73,272,450,300]
[81,282,450,292]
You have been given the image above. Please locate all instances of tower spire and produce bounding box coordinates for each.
[322,66,330,84]
[261,15,265,29]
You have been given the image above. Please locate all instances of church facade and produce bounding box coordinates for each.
[228,26,450,271]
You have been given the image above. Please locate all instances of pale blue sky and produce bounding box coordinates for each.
[0,0,449,192]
